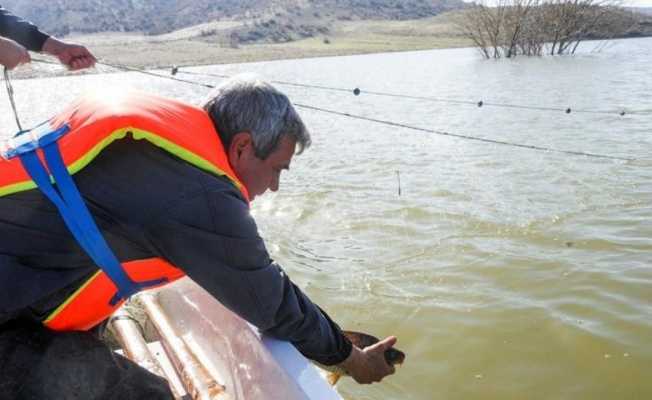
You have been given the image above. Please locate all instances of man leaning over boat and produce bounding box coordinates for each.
[0,75,396,399]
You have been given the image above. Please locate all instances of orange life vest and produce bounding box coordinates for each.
[0,92,249,331]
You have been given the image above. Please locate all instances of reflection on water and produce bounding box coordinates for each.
[1,37,651,400]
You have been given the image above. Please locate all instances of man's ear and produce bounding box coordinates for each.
[228,132,253,166]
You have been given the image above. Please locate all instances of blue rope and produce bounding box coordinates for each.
[19,138,167,305]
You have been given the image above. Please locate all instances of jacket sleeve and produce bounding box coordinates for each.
[0,6,50,51]
[144,184,352,366]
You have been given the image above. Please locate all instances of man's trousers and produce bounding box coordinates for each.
[0,319,174,400]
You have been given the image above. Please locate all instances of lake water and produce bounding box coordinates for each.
[1,37,651,400]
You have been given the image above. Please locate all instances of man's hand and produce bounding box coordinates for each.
[337,336,398,384]
[0,37,30,70]
[42,37,96,70]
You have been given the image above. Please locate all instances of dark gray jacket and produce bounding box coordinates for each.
[0,137,352,366]
[0,5,50,51]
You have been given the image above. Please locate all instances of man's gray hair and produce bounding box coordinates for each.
[203,74,311,159]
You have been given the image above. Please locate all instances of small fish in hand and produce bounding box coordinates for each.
[318,330,406,385]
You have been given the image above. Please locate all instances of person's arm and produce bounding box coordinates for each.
[144,184,394,382]
[145,186,351,364]
[0,6,49,52]
[41,37,96,70]
[337,337,397,384]
[0,36,29,69]
[0,6,95,70]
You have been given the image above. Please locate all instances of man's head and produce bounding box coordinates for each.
[203,75,311,201]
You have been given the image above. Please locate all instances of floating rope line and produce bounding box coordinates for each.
[172,67,228,79]
[172,68,641,117]
[29,58,217,88]
[174,68,356,94]
[17,58,639,162]
[97,60,217,89]
[293,103,634,162]
[27,58,650,116]
[3,67,23,132]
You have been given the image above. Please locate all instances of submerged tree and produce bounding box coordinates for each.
[502,0,538,57]
[455,1,506,58]
[455,0,635,58]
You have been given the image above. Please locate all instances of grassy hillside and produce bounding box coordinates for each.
[65,12,468,69]
[2,0,464,37]
[6,2,649,81]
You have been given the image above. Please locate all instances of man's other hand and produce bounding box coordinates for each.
[42,37,96,70]
[0,37,30,70]
[337,336,398,384]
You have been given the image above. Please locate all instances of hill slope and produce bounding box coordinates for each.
[1,0,464,37]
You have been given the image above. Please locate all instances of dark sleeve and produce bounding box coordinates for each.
[144,184,352,366]
[0,6,50,51]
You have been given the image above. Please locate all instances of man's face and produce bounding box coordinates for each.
[230,134,296,201]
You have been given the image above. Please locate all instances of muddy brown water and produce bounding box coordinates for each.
[1,37,651,400]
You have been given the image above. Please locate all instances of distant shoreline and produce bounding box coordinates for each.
[11,14,470,80]
[15,40,467,81]
[11,12,651,81]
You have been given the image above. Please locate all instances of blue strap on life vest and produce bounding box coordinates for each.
[1,121,68,160]
[12,124,167,305]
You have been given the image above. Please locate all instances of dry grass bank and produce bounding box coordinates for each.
[13,13,470,79]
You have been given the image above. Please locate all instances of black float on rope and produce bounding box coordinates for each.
[26,57,643,118]
[18,58,638,163]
